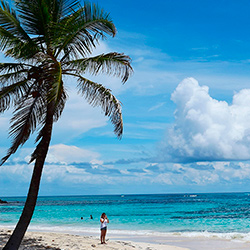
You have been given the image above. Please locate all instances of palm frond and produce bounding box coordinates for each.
[15,0,50,36]
[0,69,28,83]
[0,79,29,113]
[52,84,67,121]
[69,73,123,138]
[47,61,63,104]
[0,62,28,74]
[0,1,40,59]
[0,94,46,165]
[0,62,31,85]
[0,26,39,59]
[0,0,30,41]
[64,52,133,83]
[81,2,116,37]
[54,2,116,59]
[33,58,67,121]
[56,0,80,19]
[5,40,40,60]
[0,25,22,51]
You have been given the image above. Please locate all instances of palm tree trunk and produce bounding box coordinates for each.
[3,102,55,250]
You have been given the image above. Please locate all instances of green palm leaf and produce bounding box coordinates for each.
[0,0,30,40]
[64,52,133,83]
[0,62,28,73]
[49,61,63,103]
[74,74,123,138]
[0,94,46,165]
[0,1,39,59]
[0,69,28,83]
[55,2,116,59]
[0,79,29,112]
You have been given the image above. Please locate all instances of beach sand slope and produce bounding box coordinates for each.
[0,229,189,250]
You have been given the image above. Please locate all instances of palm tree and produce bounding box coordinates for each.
[0,0,132,249]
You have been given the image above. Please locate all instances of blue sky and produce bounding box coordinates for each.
[2,0,250,196]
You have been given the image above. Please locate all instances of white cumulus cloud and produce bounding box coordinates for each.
[46,144,100,164]
[163,77,250,162]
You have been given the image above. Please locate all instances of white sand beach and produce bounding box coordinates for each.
[0,229,188,250]
[2,228,250,250]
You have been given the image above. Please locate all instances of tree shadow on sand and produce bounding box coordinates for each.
[0,231,60,250]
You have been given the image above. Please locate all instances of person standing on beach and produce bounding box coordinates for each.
[100,213,109,244]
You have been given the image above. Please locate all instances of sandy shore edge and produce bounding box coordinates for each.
[0,229,189,250]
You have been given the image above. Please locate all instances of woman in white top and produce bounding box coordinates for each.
[100,213,109,244]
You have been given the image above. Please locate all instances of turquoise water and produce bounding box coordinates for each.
[1,193,250,237]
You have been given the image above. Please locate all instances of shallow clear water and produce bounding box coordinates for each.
[1,193,250,236]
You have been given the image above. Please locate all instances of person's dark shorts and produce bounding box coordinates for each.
[100,227,107,231]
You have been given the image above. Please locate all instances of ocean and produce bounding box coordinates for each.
[1,193,250,242]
